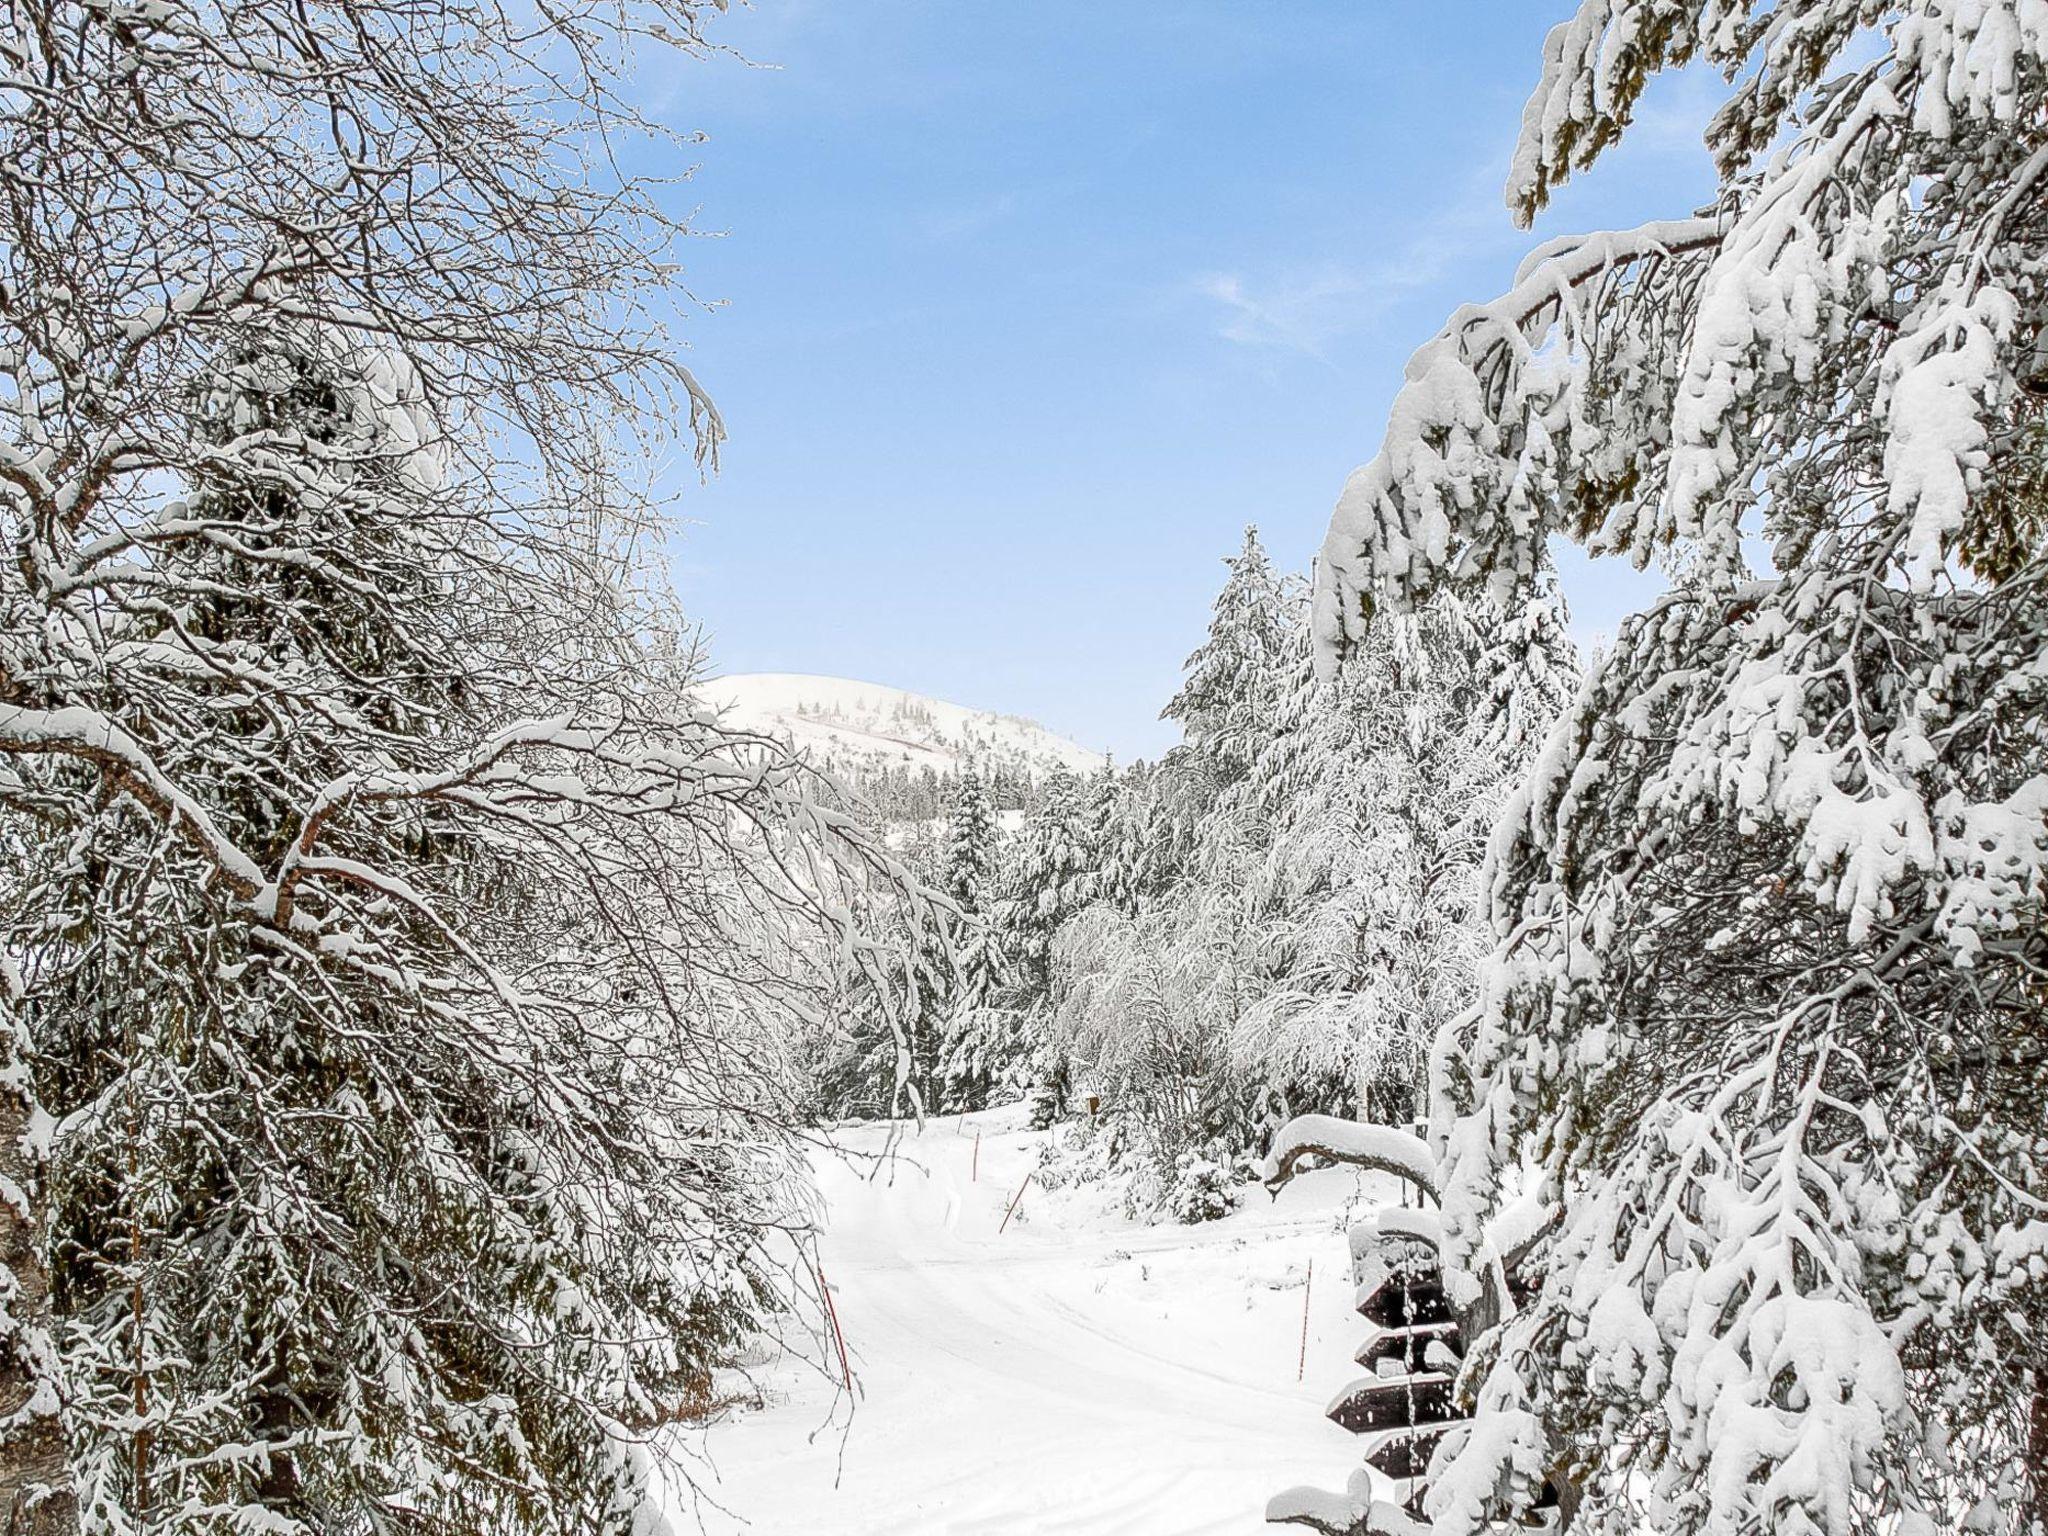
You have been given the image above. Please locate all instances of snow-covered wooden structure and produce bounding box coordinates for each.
[1261,1117,1556,1536]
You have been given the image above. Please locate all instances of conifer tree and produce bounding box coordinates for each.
[995,770,1099,1021]
[1162,526,1292,793]
[1143,529,1296,901]
[1312,5,2048,1528]
[938,765,1014,1108]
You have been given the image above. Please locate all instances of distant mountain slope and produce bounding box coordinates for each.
[696,673,1106,781]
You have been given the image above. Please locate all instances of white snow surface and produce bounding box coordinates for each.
[680,1102,1402,1536]
[696,673,1107,780]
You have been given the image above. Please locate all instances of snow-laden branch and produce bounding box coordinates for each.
[0,704,265,893]
[1313,216,1721,670]
[1262,1114,1437,1196]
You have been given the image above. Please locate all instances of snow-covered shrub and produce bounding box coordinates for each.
[1031,1115,1175,1221]
[1161,1151,1250,1225]
[1044,904,1256,1169]
[1032,1117,1124,1193]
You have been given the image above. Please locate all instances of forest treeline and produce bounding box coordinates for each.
[811,527,1573,1219]
[2,0,2044,1531]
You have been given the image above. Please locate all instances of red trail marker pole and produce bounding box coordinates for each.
[818,1261,852,1390]
[998,1171,1032,1233]
[1297,1257,1314,1382]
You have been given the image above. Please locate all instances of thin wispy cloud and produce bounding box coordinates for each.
[1191,162,1514,358]
[1192,73,1724,363]
[1192,268,1380,358]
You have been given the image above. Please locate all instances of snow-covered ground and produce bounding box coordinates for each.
[678,1102,1405,1536]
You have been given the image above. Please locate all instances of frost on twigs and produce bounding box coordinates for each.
[1315,3,2048,1532]
[0,971,74,1536]
[0,0,935,1530]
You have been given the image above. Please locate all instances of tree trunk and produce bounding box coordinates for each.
[251,1387,304,1517]
[0,1010,76,1536]
[2029,1368,2048,1536]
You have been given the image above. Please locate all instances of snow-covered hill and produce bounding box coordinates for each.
[696,673,1106,780]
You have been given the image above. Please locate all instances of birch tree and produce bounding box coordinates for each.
[1232,589,1570,1128]
[0,0,926,1530]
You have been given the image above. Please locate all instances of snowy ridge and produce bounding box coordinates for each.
[696,672,1106,780]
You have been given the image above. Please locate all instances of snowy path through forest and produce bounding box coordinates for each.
[679,1102,1399,1536]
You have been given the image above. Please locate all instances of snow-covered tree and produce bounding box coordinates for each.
[1164,526,1293,793]
[1045,899,1258,1167]
[1233,589,1571,1128]
[943,766,1001,930]
[987,770,1107,1123]
[0,955,70,1536]
[939,765,1016,1108]
[993,770,1096,1016]
[0,2,929,1531]
[1134,530,1296,902]
[1086,763,1148,918]
[1313,6,2048,1531]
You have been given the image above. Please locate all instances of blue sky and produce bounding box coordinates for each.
[646,3,1721,761]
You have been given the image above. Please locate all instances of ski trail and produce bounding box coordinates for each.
[683,1104,1381,1536]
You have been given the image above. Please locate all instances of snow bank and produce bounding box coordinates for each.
[1267,1478,1429,1536]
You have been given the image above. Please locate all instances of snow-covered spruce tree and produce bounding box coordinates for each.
[1232,588,1571,1129]
[1143,528,1298,899]
[938,764,1016,1109]
[992,769,1096,1021]
[1085,763,1147,920]
[1164,526,1294,794]
[1313,6,2048,1532]
[0,956,70,1536]
[989,769,1106,1124]
[0,3,928,1532]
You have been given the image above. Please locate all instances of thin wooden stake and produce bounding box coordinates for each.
[818,1261,852,1390]
[1297,1257,1314,1382]
[971,1131,980,1182]
[998,1171,1032,1233]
